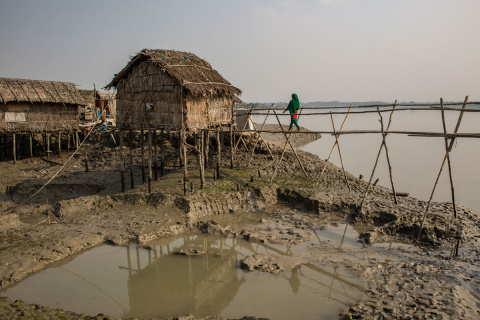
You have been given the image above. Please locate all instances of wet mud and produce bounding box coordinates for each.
[0,130,479,319]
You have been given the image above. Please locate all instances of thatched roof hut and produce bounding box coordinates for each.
[0,77,85,133]
[105,49,242,130]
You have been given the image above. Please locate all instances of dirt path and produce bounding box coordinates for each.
[0,130,479,319]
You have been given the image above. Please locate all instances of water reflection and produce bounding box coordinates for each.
[1,233,364,320]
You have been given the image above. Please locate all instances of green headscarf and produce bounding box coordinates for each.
[287,93,300,114]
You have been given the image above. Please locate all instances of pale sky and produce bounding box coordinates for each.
[1,0,479,103]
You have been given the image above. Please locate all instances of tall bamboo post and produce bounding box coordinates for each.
[47,133,51,159]
[378,107,398,204]
[311,105,352,193]
[67,132,71,151]
[129,129,134,190]
[160,128,165,176]
[119,130,126,192]
[203,129,209,169]
[440,99,457,218]
[418,96,468,236]
[359,102,397,214]
[12,133,16,164]
[154,130,158,181]
[229,124,234,169]
[182,129,188,195]
[196,131,205,189]
[148,130,152,193]
[141,129,145,183]
[29,133,33,162]
[216,126,221,179]
[58,132,62,158]
[330,112,351,191]
[75,131,79,150]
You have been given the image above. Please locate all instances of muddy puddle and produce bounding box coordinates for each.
[0,213,412,319]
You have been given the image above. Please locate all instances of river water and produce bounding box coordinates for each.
[255,108,480,212]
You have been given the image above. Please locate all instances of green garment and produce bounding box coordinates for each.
[286,93,300,114]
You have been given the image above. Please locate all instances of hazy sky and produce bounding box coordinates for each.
[1,0,478,103]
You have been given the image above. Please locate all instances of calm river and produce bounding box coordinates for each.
[255,107,480,212]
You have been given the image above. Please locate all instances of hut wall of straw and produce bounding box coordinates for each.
[185,94,233,128]
[0,102,79,133]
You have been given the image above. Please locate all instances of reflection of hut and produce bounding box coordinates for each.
[124,236,244,319]
[78,90,116,123]
[105,49,242,192]
[0,77,86,162]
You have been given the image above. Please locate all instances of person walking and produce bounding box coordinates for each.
[283,93,301,131]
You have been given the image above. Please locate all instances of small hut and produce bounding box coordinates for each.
[105,49,241,130]
[105,49,242,193]
[0,77,86,162]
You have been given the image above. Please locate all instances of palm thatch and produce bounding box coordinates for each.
[0,78,83,133]
[0,77,86,105]
[105,49,242,98]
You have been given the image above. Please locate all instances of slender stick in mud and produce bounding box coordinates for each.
[311,105,352,193]
[440,99,457,218]
[359,101,397,214]
[182,129,187,195]
[229,124,234,169]
[141,129,145,183]
[330,112,351,191]
[13,133,16,164]
[29,133,33,162]
[129,129,134,189]
[160,128,165,176]
[418,96,468,237]
[216,126,221,179]
[119,130,126,192]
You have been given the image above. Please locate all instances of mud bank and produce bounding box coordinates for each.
[0,130,479,319]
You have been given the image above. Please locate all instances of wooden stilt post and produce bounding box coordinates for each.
[67,132,71,151]
[204,129,209,169]
[330,112,351,191]
[119,130,126,192]
[129,129,134,190]
[47,133,51,159]
[148,130,152,193]
[182,129,188,195]
[13,133,16,164]
[75,131,79,150]
[418,96,468,237]
[195,132,205,189]
[216,126,221,179]
[160,128,165,176]
[379,107,397,204]
[58,132,62,158]
[22,134,26,158]
[140,129,145,183]
[311,105,352,193]
[154,130,158,181]
[440,98,457,218]
[229,124,234,169]
[29,133,33,162]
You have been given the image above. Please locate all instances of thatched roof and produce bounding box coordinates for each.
[105,49,242,97]
[0,77,86,105]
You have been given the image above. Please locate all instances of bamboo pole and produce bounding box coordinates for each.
[216,126,221,179]
[440,99,457,218]
[311,105,352,193]
[359,102,397,214]
[148,130,152,193]
[418,96,468,237]
[129,129,134,189]
[29,133,33,162]
[160,129,165,176]
[58,132,62,158]
[119,130,126,192]
[182,129,188,195]
[229,124,234,169]
[378,106,398,204]
[13,133,16,164]
[196,132,205,189]
[330,112,350,191]
[154,130,158,181]
[141,129,145,183]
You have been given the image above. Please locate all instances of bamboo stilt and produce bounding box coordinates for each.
[141,129,145,183]
[440,99,457,218]
[216,127,221,179]
[58,132,62,158]
[379,107,398,204]
[119,130,126,192]
[129,129,134,189]
[203,129,209,169]
[229,124,234,169]
[29,133,33,162]
[13,133,16,164]
[148,130,152,193]
[160,129,165,176]
[154,130,158,181]
[182,129,188,195]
